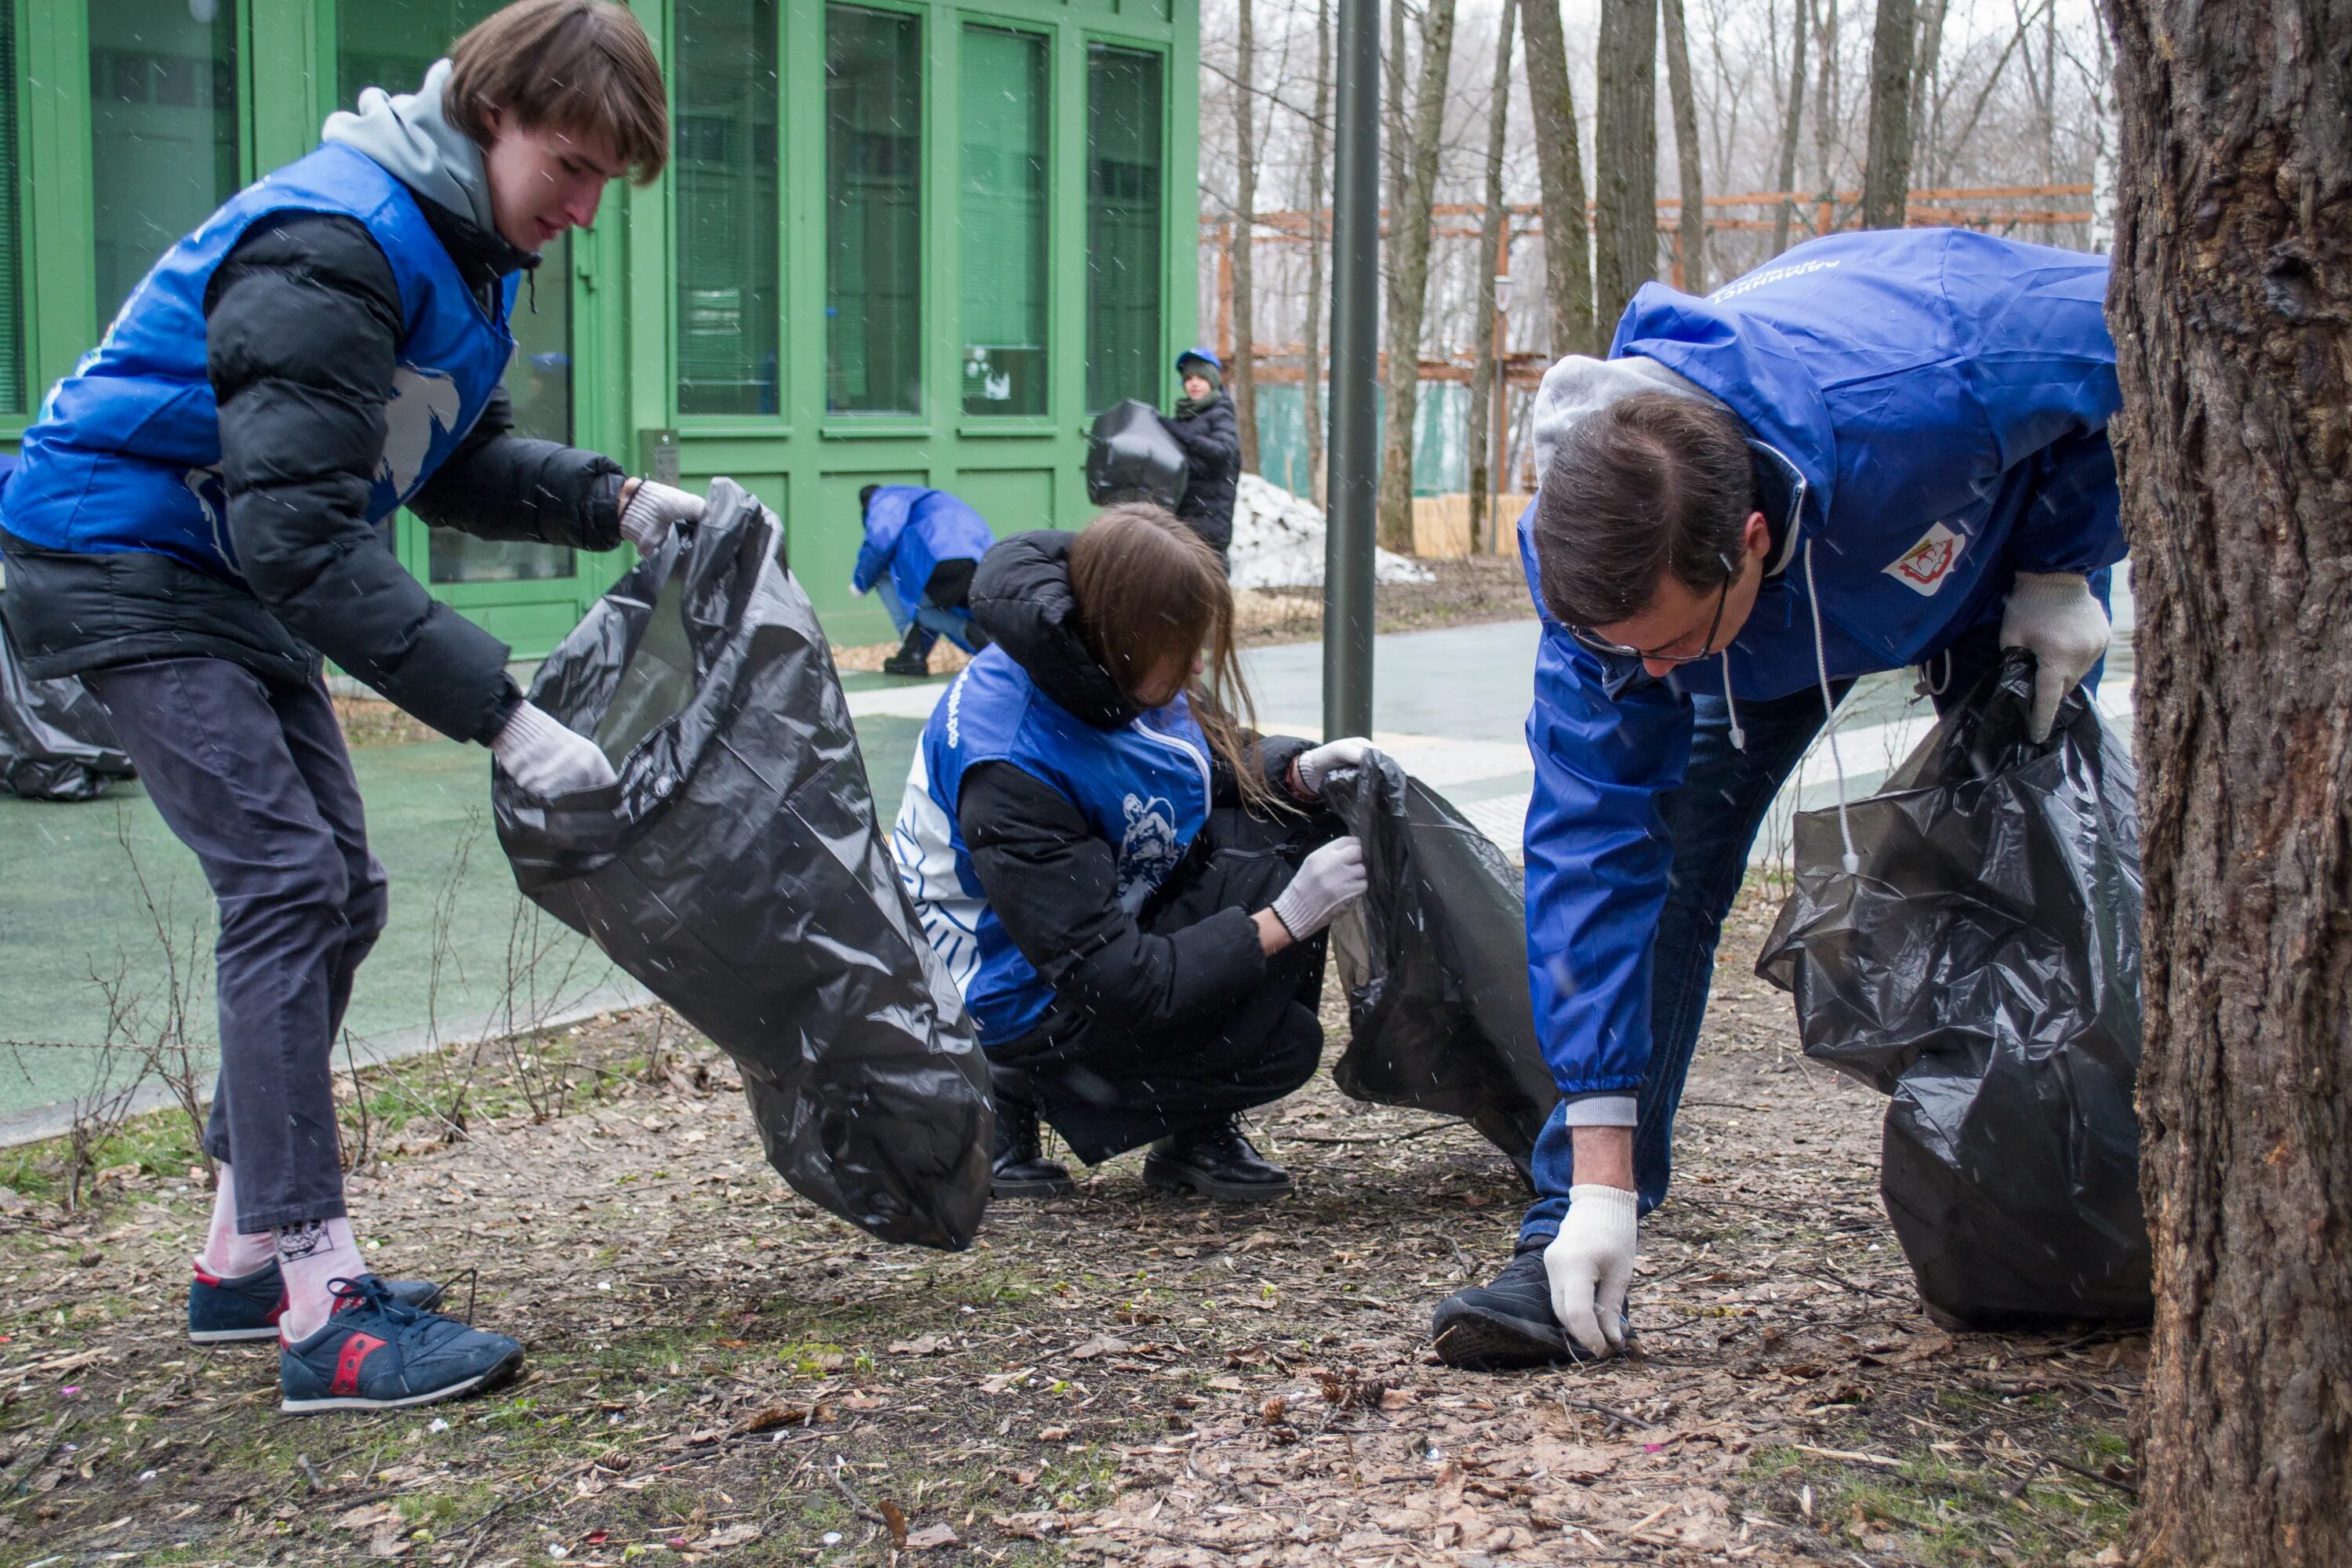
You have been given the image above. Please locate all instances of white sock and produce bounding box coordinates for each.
[274,1217,365,1342]
[194,1163,276,1279]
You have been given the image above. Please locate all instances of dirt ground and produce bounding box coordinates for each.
[0,886,2137,1568]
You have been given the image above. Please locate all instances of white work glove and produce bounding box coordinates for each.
[1544,1185,1638,1357]
[619,480,704,553]
[1290,736,1372,799]
[492,701,618,799]
[1268,836,1368,940]
[1999,571,2110,743]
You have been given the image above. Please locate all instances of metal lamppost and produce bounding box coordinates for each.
[1320,0,1379,740]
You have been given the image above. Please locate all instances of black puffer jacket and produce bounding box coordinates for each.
[0,195,622,743]
[956,532,1310,1038]
[1161,395,1241,555]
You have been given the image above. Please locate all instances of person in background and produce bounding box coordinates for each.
[0,0,700,1412]
[851,484,996,678]
[891,506,1374,1203]
[1160,350,1241,564]
[1428,229,2124,1371]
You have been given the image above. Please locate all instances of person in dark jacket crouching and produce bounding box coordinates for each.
[1160,349,1242,562]
[891,506,1375,1202]
[0,0,689,1413]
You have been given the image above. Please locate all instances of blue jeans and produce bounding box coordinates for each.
[877,579,976,657]
[1515,627,2025,1248]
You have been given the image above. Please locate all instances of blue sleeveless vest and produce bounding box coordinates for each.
[2,143,515,581]
[891,646,1213,1045]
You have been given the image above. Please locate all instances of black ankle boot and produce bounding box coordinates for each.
[881,630,931,678]
[992,1097,1074,1199]
[1428,1246,1627,1370]
[1142,1120,1292,1203]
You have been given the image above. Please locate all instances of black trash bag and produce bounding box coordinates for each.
[494,480,993,1251]
[0,606,136,802]
[1755,650,2150,1327]
[1085,399,1189,509]
[1323,751,1559,1181]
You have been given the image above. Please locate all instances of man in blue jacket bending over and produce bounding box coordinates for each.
[851,485,996,677]
[1430,229,2126,1370]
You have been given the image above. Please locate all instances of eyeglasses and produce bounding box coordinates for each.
[1566,554,1739,666]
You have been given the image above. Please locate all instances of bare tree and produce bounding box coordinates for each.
[1375,0,1461,553]
[1231,0,1261,473]
[1592,0,1660,335]
[1661,0,1707,292]
[1861,0,1917,227]
[1810,0,1841,223]
[1770,0,1809,253]
[1519,0,1594,357]
[1302,0,1332,504]
[1467,0,1518,552]
[2101,0,2352,1559]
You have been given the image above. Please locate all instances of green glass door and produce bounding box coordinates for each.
[89,0,241,333]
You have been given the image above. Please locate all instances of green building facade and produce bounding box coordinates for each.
[0,0,1198,651]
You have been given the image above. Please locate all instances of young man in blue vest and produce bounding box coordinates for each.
[1428,230,2126,1370]
[851,484,996,677]
[0,0,700,1411]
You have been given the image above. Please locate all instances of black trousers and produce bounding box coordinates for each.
[991,804,1332,1165]
[83,658,385,1232]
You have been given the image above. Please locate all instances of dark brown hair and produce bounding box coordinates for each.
[1067,505,1280,814]
[1532,390,1755,629]
[446,0,670,184]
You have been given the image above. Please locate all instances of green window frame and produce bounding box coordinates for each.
[1084,41,1163,414]
[0,0,22,418]
[672,0,782,419]
[824,3,921,418]
[957,24,1047,419]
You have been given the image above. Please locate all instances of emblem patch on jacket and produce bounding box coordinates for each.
[1885,522,1965,595]
[1116,793,1182,912]
[378,365,463,499]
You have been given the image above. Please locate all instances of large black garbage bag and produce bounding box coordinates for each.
[1755,650,2150,1327]
[1324,752,1558,1180]
[494,480,993,1250]
[0,606,135,802]
[1085,399,1189,509]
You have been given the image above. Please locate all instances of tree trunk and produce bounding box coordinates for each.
[1303,0,1331,506]
[1810,0,1838,231]
[1467,0,1517,554]
[1230,0,1260,474]
[1375,0,1460,555]
[1592,0,1658,336]
[2101,1,2352,1562]
[1770,0,1808,255]
[1660,0,1706,293]
[1860,0,1915,229]
[1518,0,1595,358]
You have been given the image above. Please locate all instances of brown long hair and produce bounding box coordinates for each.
[447,0,670,183]
[1067,505,1282,814]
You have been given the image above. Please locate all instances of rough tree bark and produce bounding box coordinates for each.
[1592,0,1659,336]
[1467,0,1517,554]
[1860,0,1915,229]
[1661,0,1707,293]
[1909,0,1948,179]
[1374,0,1460,554]
[1231,0,1261,474]
[1770,0,1808,255]
[1810,0,1838,227]
[1303,0,1331,505]
[2101,0,2352,1562]
[1518,0,1595,358]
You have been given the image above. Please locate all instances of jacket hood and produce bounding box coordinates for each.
[968,532,1142,731]
[323,60,501,245]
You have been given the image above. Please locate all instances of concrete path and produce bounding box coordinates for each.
[0,579,2137,1133]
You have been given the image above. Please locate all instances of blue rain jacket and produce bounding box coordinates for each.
[1521,229,2125,1098]
[3,143,513,580]
[854,487,996,614]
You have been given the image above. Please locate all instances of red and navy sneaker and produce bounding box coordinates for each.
[188,1260,445,1344]
[278,1276,523,1414]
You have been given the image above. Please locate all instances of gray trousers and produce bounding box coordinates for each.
[84,658,386,1232]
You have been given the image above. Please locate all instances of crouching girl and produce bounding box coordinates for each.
[891,506,1372,1202]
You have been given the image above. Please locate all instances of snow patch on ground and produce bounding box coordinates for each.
[1226,474,1435,590]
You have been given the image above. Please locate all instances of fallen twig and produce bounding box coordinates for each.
[827,1455,888,1526]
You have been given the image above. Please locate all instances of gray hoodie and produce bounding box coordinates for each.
[1526,353,1719,486]
[321,60,499,240]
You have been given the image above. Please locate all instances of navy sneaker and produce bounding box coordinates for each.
[278,1276,523,1414]
[188,1260,445,1344]
[1430,1247,1629,1370]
